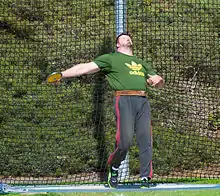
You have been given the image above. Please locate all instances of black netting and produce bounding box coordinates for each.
[0,0,219,185]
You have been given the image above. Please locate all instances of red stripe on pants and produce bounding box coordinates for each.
[108,96,121,165]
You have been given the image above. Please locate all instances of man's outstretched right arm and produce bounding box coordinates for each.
[61,62,100,78]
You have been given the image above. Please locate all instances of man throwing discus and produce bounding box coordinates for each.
[48,33,164,188]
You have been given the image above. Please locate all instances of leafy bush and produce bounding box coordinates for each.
[0,0,219,180]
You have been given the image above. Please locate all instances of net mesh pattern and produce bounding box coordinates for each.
[0,0,219,185]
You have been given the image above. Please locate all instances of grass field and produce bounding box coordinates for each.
[54,191,220,196]
[6,190,220,196]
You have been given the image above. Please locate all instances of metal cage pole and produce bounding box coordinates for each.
[115,0,127,36]
[115,0,129,181]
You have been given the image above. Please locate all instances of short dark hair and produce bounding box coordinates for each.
[116,32,132,45]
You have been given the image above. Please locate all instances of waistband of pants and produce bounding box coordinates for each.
[114,90,147,96]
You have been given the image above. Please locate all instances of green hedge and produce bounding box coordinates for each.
[0,0,219,179]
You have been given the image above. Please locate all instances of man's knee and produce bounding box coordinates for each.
[119,139,133,152]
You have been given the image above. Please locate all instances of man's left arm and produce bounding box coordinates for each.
[143,60,164,89]
[147,74,164,89]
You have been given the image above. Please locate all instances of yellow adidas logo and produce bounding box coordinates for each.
[125,61,145,77]
[125,61,142,71]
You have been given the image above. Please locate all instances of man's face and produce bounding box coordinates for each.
[117,35,133,49]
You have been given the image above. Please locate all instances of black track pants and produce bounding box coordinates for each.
[108,95,153,179]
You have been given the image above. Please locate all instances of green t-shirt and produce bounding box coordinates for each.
[93,52,157,91]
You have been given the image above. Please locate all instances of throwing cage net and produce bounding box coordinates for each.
[0,0,219,185]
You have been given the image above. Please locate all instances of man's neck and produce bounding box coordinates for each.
[117,48,133,56]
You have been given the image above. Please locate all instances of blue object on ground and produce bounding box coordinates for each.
[0,183,28,194]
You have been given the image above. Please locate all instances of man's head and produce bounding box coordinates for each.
[116,32,133,50]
